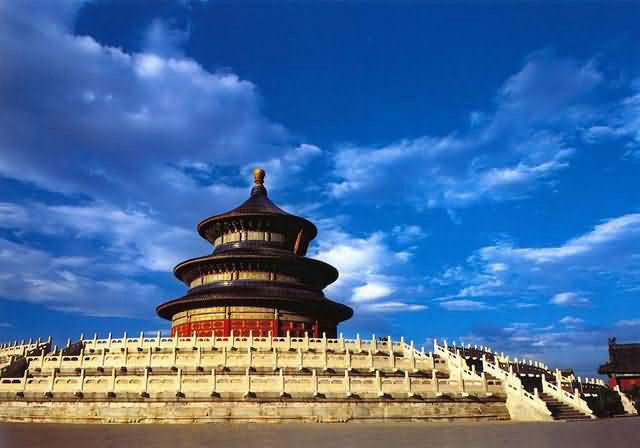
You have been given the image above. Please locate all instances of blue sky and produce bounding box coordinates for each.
[1,1,639,376]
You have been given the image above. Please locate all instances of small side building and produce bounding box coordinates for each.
[598,338,640,393]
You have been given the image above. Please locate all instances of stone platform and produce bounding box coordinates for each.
[0,396,509,424]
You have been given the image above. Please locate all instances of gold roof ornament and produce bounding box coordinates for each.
[254,168,266,185]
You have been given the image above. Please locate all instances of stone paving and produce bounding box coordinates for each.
[0,418,638,448]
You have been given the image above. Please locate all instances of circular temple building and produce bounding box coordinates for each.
[156,169,353,338]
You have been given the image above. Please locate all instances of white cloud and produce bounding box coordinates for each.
[0,201,208,273]
[583,80,640,147]
[439,299,492,311]
[559,316,584,326]
[0,237,161,318]
[328,53,601,209]
[362,302,426,312]
[550,292,590,307]
[0,203,28,228]
[242,144,323,191]
[352,282,394,303]
[392,224,429,244]
[309,219,424,313]
[616,319,640,327]
[432,213,640,305]
[0,2,292,228]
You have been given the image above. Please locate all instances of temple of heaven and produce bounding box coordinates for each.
[0,169,636,424]
[156,168,353,338]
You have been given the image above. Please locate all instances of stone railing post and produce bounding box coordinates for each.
[222,346,227,369]
[212,331,217,350]
[243,367,251,398]
[267,331,273,350]
[211,368,217,396]
[376,370,384,397]
[345,350,351,371]
[279,368,286,397]
[48,368,56,394]
[387,336,393,357]
[272,347,278,371]
[303,331,309,351]
[339,333,345,352]
[110,367,116,395]
[312,368,319,397]
[156,331,161,348]
[371,334,377,354]
[389,350,396,372]
[482,372,490,396]
[344,369,352,397]
[230,330,235,350]
[143,367,149,396]
[368,349,375,372]
[405,371,414,398]
[432,369,441,396]
[323,348,328,371]
[285,331,291,351]
[356,333,362,352]
[297,347,304,371]
[459,366,468,397]
[410,347,417,372]
[322,332,327,352]
[22,369,28,394]
[147,346,152,368]
[247,347,253,370]
[249,331,254,351]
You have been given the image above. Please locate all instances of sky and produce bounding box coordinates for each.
[0,1,639,377]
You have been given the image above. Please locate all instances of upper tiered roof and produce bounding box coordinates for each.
[197,168,317,255]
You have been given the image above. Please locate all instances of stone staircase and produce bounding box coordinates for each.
[539,393,592,421]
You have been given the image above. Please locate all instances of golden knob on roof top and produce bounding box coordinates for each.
[253,168,265,185]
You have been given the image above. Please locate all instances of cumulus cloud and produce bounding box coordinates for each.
[616,319,640,327]
[0,1,292,228]
[0,237,161,318]
[328,52,601,209]
[460,315,640,377]
[0,201,208,272]
[432,213,640,306]
[0,2,328,318]
[309,219,426,313]
[582,78,640,148]
[550,292,590,307]
[439,299,492,311]
[559,316,585,326]
[391,224,429,244]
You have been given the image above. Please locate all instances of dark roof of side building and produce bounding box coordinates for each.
[598,338,640,374]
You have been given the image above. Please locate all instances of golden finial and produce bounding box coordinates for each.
[253,168,265,185]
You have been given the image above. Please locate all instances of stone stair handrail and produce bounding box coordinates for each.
[541,375,594,418]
